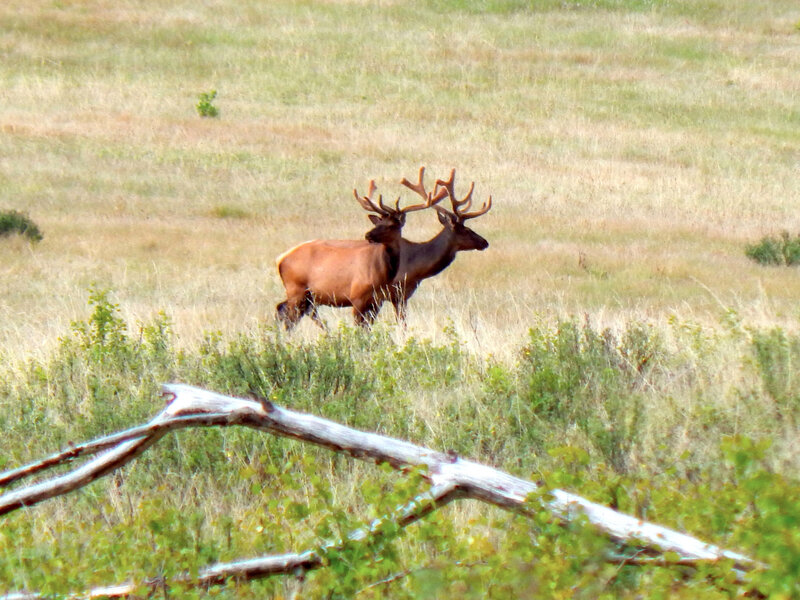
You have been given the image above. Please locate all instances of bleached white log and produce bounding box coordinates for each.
[0,382,756,600]
[1,483,459,599]
[161,384,753,567]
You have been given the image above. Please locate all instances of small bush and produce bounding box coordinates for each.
[751,327,800,423]
[196,90,219,118]
[517,319,660,472]
[745,232,800,266]
[0,210,43,242]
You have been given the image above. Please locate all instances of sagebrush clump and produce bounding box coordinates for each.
[0,210,43,242]
[745,232,800,266]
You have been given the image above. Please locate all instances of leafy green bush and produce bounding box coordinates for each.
[751,327,800,423]
[745,232,800,266]
[196,89,219,118]
[516,319,661,472]
[0,209,43,242]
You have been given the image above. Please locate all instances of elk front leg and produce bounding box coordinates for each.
[389,283,412,326]
[352,299,382,328]
[308,302,327,330]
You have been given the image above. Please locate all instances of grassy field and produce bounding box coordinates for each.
[2,0,799,359]
[1,0,800,596]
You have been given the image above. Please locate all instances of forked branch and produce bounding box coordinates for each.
[0,384,758,598]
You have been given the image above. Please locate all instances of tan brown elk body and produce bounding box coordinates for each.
[390,168,492,321]
[275,175,445,328]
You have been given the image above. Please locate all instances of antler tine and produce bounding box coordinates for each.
[459,195,492,220]
[400,166,428,200]
[354,180,390,216]
[457,181,475,214]
[434,168,455,199]
[435,169,470,214]
[435,169,491,220]
[399,166,446,213]
[378,194,400,214]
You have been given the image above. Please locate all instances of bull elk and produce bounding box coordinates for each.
[275,175,446,329]
[389,167,493,321]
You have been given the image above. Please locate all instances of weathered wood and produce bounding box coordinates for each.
[0,413,231,489]
[161,384,754,568]
[0,412,236,516]
[0,383,757,599]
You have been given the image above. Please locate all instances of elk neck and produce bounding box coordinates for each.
[383,242,402,282]
[399,228,457,281]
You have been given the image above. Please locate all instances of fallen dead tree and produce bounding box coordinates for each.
[0,383,758,597]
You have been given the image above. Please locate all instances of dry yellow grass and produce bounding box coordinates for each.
[1,0,799,360]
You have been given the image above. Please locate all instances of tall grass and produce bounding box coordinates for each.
[1,0,799,358]
[0,292,798,595]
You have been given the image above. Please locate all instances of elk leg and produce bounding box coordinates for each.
[389,285,409,326]
[353,300,382,328]
[276,300,299,330]
[353,310,372,328]
[391,299,408,326]
[277,293,313,330]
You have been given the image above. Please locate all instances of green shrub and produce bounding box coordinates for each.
[751,327,800,423]
[745,232,800,266]
[0,209,43,242]
[782,232,800,265]
[517,320,662,472]
[196,89,219,118]
[3,294,800,598]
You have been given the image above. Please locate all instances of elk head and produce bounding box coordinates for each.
[354,172,447,245]
[429,169,492,251]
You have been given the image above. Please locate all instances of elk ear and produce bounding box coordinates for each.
[368,214,382,225]
[436,206,456,228]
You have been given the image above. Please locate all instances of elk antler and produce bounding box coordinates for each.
[353,180,399,216]
[400,167,449,212]
[435,169,492,221]
[356,169,445,217]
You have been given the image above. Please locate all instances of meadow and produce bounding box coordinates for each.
[1,0,799,597]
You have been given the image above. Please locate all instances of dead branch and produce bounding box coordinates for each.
[0,383,757,598]
[0,413,231,489]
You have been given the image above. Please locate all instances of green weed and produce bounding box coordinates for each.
[1,293,799,597]
[517,319,658,472]
[751,328,800,423]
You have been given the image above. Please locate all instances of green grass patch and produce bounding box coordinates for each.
[209,204,250,219]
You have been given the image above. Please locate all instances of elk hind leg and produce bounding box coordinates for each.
[276,293,312,330]
[391,299,409,327]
